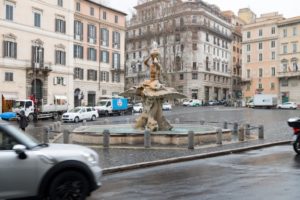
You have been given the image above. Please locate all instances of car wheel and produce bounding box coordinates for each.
[48,171,89,200]
[74,117,79,123]
[91,115,96,121]
[28,113,34,122]
[104,111,109,116]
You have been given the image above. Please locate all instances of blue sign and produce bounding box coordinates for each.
[112,98,128,111]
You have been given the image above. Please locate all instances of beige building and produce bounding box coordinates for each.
[238,8,256,24]
[278,17,300,104]
[126,0,232,102]
[222,11,245,101]
[0,0,74,113]
[73,0,126,107]
[242,12,284,101]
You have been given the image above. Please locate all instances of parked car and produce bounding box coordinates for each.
[277,102,298,109]
[62,107,98,123]
[0,120,102,200]
[133,103,143,113]
[182,99,191,106]
[208,100,219,106]
[162,102,172,110]
[188,99,202,107]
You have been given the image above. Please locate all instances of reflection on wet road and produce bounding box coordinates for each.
[90,145,300,200]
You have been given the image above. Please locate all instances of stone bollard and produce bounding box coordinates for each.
[200,120,205,125]
[258,125,264,139]
[63,129,70,144]
[49,124,55,139]
[223,121,228,129]
[82,119,87,126]
[53,122,58,132]
[57,121,62,132]
[245,124,250,136]
[216,128,222,145]
[144,130,151,148]
[43,126,49,143]
[233,122,238,135]
[103,129,110,148]
[238,126,245,141]
[188,130,194,149]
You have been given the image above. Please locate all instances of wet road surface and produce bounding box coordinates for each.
[90,145,300,200]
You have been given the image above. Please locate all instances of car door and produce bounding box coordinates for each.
[0,127,38,199]
[80,108,87,119]
[86,107,92,119]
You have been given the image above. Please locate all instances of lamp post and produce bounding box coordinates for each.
[33,45,42,122]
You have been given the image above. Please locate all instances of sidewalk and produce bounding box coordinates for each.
[91,138,290,173]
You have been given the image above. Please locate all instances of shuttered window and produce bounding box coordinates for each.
[3,41,17,58]
[55,50,66,65]
[55,19,66,33]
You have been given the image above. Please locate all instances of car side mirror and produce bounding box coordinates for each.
[13,144,27,160]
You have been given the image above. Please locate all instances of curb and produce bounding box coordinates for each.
[102,140,290,175]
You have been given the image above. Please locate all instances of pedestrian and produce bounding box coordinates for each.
[19,111,28,131]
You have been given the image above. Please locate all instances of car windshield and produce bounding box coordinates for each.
[13,101,25,109]
[69,108,81,113]
[97,101,107,106]
[4,125,38,149]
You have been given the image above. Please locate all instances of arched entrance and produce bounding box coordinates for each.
[31,79,43,106]
[74,88,81,107]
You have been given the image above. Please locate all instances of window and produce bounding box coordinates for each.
[271,27,276,34]
[271,41,276,48]
[113,32,121,49]
[112,53,120,69]
[179,74,184,80]
[31,46,44,67]
[271,83,275,90]
[247,44,251,51]
[293,27,297,36]
[247,55,251,63]
[112,72,120,83]
[192,73,198,80]
[281,79,288,87]
[271,67,276,76]
[283,44,288,54]
[259,53,263,61]
[5,72,13,81]
[272,51,276,60]
[54,77,65,85]
[258,83,263,89]
[57,0,63,7]
[293,43,297,53]
[74,45,83,59]
[103,11,107,20]
[74,20,83,40]
[87,48,97,61]
[87,70,97,81]
[34,12,41,27]
[259,29,263,36]
[101,28,109,46]
[192,43,197,50]
[293,61,298,71]
[100,71,110,82]
[74,68,84,80]
[55,50,66,65]
[55,19,66,33]
[206,32,209,42]
[192,15,197,23]
[3,41,17,58]
[193,62,197,70]
[101,51,109,63]
[247,69,250,78]
[259,68,263,77]
[115,15,118,23]
[5,3,14,21]
[76,2,80,12]
[88,24,96,44]
[283,29,287,37]
[247,31,251,38]
[246,84,250,91]
[90,7,94,16]
[258,42,263,50]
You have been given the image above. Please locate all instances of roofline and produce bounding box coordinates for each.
[85,0,127,16]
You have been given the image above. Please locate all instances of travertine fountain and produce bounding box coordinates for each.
[121,43,186,132]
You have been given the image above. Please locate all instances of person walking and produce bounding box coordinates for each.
[19,111,28,131]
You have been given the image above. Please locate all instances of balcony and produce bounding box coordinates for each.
[27,62,52,75]
[241,77,251,83]
[278,70,300,78]
[110,66,125,73]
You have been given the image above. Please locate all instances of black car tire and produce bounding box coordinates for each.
[74,117,79,123]
[91,115,96,121]
[48,171,89,200]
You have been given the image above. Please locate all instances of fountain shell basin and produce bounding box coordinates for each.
[70,124,231,146]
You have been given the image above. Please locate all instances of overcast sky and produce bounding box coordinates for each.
[106,0,299,19]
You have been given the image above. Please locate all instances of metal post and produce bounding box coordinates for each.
[63,129,70,144]
[103,129,110,148]
[43,126,49,143]
[216,128,222,145]
[233,122,238,135]
[82,119,87,126]
[258,125,264,139]
[245,124,250,136]
[188,130,194,149]
[144,130,151,148]
[223,121,228,129]
[238,126,244,141]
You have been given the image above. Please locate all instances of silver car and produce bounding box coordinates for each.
[0,120,102,199]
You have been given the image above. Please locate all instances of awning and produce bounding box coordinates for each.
[2,93,18,100]
[54,95,67,100]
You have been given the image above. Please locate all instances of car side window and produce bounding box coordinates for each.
[81,108,86,113]
[107,102,111,107]
[25,101,32,108]
[87,108,91,112]
[0,131,18,151]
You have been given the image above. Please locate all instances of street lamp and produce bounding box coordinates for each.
[33,45,42,122]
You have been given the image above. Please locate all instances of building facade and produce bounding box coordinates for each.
[242,12,284,102]
[278,17,300,104]
[125,0,232,102]
[73,0,126,107]
[0,0,74,113]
